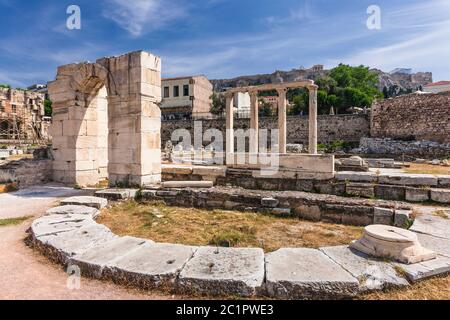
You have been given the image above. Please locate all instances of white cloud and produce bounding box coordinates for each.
[331,0,450,80]
[104,0,187,37]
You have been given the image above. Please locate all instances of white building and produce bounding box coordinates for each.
[423,81,450,94]
[233,92,250,116]
[161,76,213,120]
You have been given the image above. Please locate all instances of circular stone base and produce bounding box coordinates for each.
[350,225,437,264]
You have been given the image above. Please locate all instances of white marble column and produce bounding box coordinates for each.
[276,88,287,154]
[308,85,318,154]
[249,90,259,154]
[225,93,235,164]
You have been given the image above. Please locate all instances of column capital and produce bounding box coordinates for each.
[276,87,287,95]
[307,84,319,91]
[248,90,258,97]
[224,91,234,99]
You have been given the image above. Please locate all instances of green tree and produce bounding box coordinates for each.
[44,99,53,116]
[258,98,275,117]
[210,92,225,115]
[0,84,11,89]
[289,92,308,115]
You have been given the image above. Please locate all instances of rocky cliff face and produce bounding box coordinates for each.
[211,66,432,95]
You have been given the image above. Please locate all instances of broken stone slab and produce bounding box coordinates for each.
[265,248,359,299]
[335,172,378,183]
[178,246,265,297]
[350,225,437,264]
[416,233,450,258]
[373,207,394,226]
[35,223,117,265]
[410,210,450,240]
[95,189,138,201]
[31,214,95,238]
[394,210,412,229]
[69,236,150,279]
[320,246,409,291]
[161,181,213,188]
[405,187,430,202]
[261,197,279,208]
[394,255,450,282]
[61,196,108,209]
[46,205,99,218]
[430,189,450,204]
[378,173,438,186]
[111,242,197,291]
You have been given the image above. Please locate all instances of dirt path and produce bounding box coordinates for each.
[0,185,174,300]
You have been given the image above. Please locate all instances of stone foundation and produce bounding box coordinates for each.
[0,159,52,187]
[138,186,413,227]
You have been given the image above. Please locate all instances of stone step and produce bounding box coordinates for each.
[60,196,108,209]
[161,181,213,188]
[265,248,360,299]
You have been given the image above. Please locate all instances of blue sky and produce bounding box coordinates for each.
[1,0,449,87]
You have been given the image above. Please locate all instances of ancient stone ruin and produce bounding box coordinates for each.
[48,51,162,187]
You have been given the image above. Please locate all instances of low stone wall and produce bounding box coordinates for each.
[140,186,413,227]
[161,114,370,148]
[356,137,450,159]
[371,91,450,143]
[0,159,53,187]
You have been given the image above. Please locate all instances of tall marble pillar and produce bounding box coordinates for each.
[276,88,287,154]
[225,93,235,164]
[249,90,259,154]
[308,85,318,154]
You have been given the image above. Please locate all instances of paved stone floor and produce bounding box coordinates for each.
[0,185,174,300]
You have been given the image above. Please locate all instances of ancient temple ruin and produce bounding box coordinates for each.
[0,87,49,142]
[48,51,162,187]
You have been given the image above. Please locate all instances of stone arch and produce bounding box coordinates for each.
[48,51,162,187]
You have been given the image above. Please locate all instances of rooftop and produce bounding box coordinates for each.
[424,81,450,87]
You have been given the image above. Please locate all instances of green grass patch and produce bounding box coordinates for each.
[0,215,33,227]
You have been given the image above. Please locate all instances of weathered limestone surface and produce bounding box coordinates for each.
[373,207,395,225]
[430,189,450,204]
[162,181,213,188]
[410,209,450,240]
[111,242,197,291]
[69,236,150,278]
[394,210,412,228]
[46,205,99,217]
[336,172,377,183]
[60,196,108,209]
[378,174,438,186]
[405,188,430,202]
[265,248,359,299]
[346,183,375,198]
[178,247,265,297]
[396,256,450,282]
[95,189,138,200]
[320,246,409,291]
[31,214,95,238]
[416,233,450,258]
[35,223,117,264]
[49,51,162,187]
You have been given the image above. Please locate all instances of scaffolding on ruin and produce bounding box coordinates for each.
[0,109,44,144]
